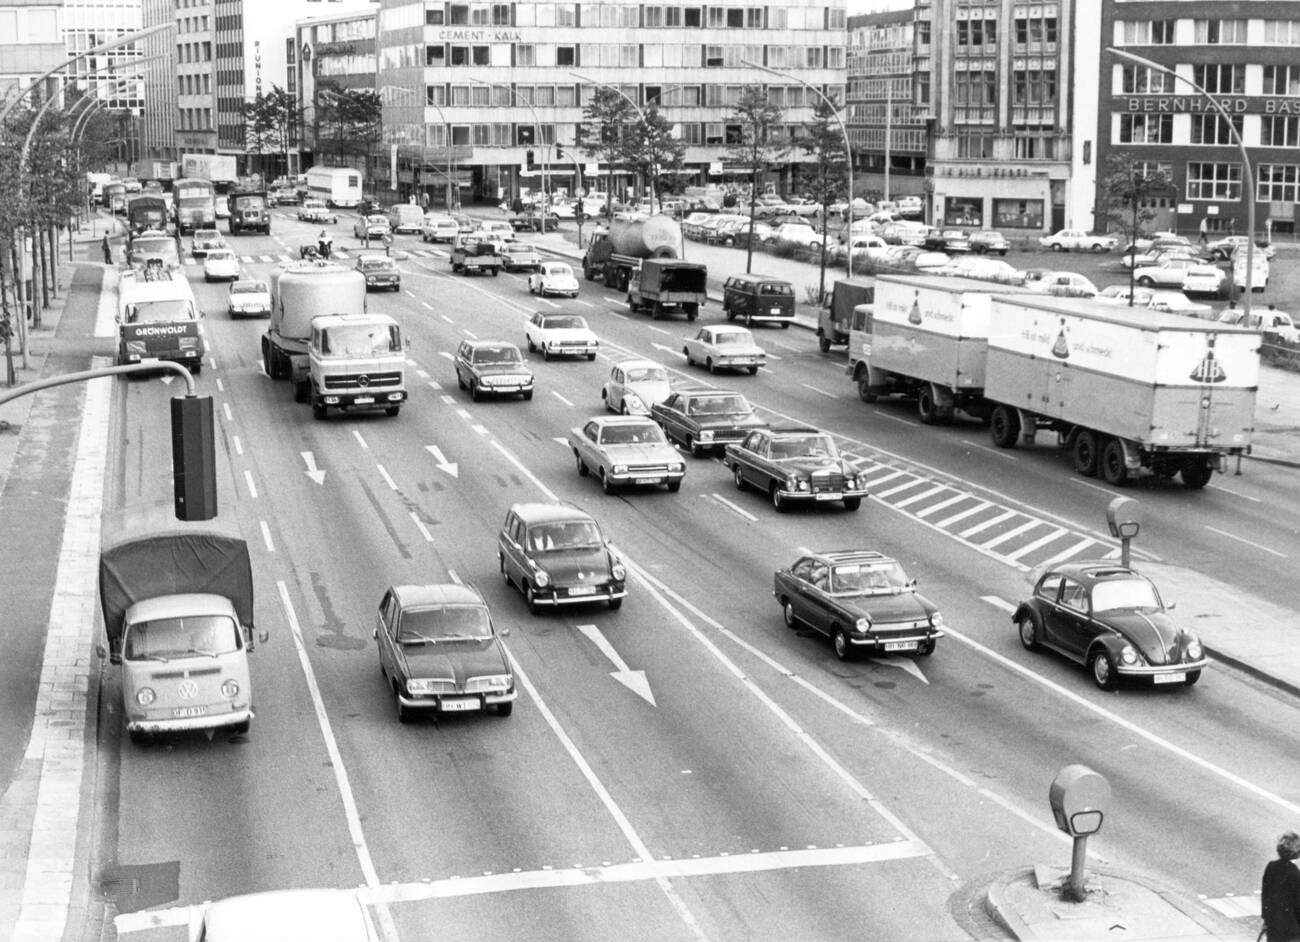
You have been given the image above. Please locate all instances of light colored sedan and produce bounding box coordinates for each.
[203,248,240,282]
[227,279,271,318]
[1132,257,1224,293]
[525,311,599,360]
[1038,229,1117,253]
[528,261,580,298]
[683,324,766,375]
[500,241,541,272]
[601,358,672,415]
[568,415,686,494]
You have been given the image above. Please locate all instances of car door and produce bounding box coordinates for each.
[1045,576,1095,658]
[499,512,527,585]
[798,560,835,637]
[655,394,685,443]
[577,420,603,471]
[375,590,397,674]
[606,366,626,411]
[733,431,767,488]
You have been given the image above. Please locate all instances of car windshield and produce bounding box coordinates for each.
[232,196,263,209]
[1091,577,1161,613]
[688,395,748,416]
[230,281,266,294]
[196,231,220,241]
[472,345,522,364]
[829,562,910,596]
[397,605,491,643]
[129,299,194,323]
[319,324,400,356]
[770,434,837,459]
[527,520,602,552]
[207,251,234,262]
[713,331,751,345]
[360,258,395,270]
[600,423,665,445]
[544,316,586,330]
[626,366,668,383]
[124,614,240,661]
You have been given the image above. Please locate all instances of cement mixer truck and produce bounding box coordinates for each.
[583,214,707,320]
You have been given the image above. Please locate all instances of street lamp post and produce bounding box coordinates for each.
[569,72,653,212]
[469,79,548,211]
[1107,47,1254,316]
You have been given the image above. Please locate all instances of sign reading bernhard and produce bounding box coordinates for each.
[1121,95,1300,115]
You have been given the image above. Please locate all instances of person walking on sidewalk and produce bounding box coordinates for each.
[1262,831,1300,941]
[1199,216,1209,246]
[101,234,113,264]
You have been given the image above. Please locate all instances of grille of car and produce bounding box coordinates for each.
[323,371,402,390]
[870,621,929,637]
[712,428,750,443]
[809,470,845,493]
[483,374,529,386]
[626,463,672,474]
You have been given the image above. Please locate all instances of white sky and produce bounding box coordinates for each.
[848,0,912,13]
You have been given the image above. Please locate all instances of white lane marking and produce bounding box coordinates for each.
[438,350,455,361]
[874,410,919,427]
[914,492,967,518]
[540,297,561,309]
[959,439,1018,462]
[860,468,908,487]
[441,314,454,324]
[352,430,369,450]
[645,324,670,336]
[892,484,947,509]
[1035,537,1105,570]
[232,435,243,456]
[409,512,434,543]
[244,469,259,499]
[463,329,479,340]
[709,493,759,521]
[209,356,217,369]
[1070,477,1127,498]
[421,301,435,310]
[764,351,782,362]
[575,298,595,308]
[958,509,1017,539]
[260,520,275,553]
[405,290,418,299]
[1204,525,1287,558]
[1005,527,1069,563]
[215,377,225,392]
[980,519,1041,550]
[936,500,992,529]
[448,569,463,585]
[376,463,398,491]
[981,595,1015,612]
[416,369,429,379]
[275,582,399,942]
[1208,482,1261,503]
[800,382,837,399]
[491,440,558,501]
[428,380,442,390]
[473,424,488,435]
[440,395,456,405]
[222,402,233,422]
[967,601,1300,817]
[876,479,929,500]
[551,390,573,407]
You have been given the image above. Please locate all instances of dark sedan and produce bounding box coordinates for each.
[773,550,943,660]
[723,426,868,512]
[650,389,768,457]
[922,228,971,253]
[1012,562,1207,689]
[454,339,534,401]
[497,503,626,614]
[373,583,516,722]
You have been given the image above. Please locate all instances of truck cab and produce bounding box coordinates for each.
[820,278,875,352]
[228,190,270,235]
[308,313,407,419]
[116,270,204,373]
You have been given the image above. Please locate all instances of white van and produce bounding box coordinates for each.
[305,166,363,208]
[387,203,424,234]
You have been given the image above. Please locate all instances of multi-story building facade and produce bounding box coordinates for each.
[372,0,848,206]
[294,7,380,179]
[0,2,67,104]
[846,10,926,203]
[62,0,144,116]
[920,0,1081,234]
[1097,0,1300,238]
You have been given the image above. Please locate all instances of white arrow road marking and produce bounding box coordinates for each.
[576,624,656,706]
[553,437,568,446]
[425,444,459,478]
[866,656,928,685]
[300,451,326,485]
[158,372,174,385]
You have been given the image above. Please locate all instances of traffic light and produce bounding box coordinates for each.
[526,149,535,170]
[555,143,564,159]
[171,395,217,521]
[575,198,585,221]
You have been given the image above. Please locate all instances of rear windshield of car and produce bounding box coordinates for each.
[231,282,267,294]
[757,283,793,295]
[713,331,750,345]
[626,366,667,383]
[543,264,571,275]
[397,606,491,642]
[687,394,748,416]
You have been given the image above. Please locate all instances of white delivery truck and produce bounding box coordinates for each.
[261,260,368,400]
[306,166,364,208]
[983,294,1259,488]
[386,203,424,234]
[848,274,1029,423]
[307,313,407,420]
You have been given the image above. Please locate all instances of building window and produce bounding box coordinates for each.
[994,199,1045,230]
[1013,69,1057,106]
[426,45,445,66]
[1119,20,1175,45]
[957,19,996,48]
[1192,64,1244,94]
[1263,116,1300,147]
[916,19,931,47]
[1263,65,1300,95]
[944,196,983,226]
[1193,19,1247,44]
[956,131,993,158]
[705,45,723,67]
[747,8,763,28]
[681,123,703,145]
[1258,163,1300,201]
[1014,15,1058,46]
[1190,114,1242,145]
[916,72,930,106]
[556,45,575,67]
[448,4,468,25]
[1119,114,1173,144]
[1263,20,1300,45]
[470,5,490,25]
[704,122,723,145]
[426,85,447,106]
[516,44,535,66]
[1120,65,1175,94]
[558,4,577,27]
[493,4,510,25]
[684,7,702,28]
[1186,162,1241,200]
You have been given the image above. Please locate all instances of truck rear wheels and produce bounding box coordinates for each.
[989,405,1020,448]
[1071,431,1100,476]
[1180,460,1213,489]
[1100,438,1129,485]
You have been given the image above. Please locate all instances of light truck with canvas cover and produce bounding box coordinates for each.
[98,506,256,743]
[983,295,1259,488]
[849,274,1029,424]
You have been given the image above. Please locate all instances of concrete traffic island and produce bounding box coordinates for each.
[984,865,1256,941]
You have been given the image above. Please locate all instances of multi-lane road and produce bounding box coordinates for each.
[97,211,1297,940]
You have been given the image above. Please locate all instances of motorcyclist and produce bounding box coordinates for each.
[317,230,333,259]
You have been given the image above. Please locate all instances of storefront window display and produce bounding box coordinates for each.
[994,198,1045,230]
[944,197,984,227]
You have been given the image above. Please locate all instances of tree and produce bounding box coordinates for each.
[622,105,687,213]
[726,85,786,273]
[243,85,301,180]
[1099,152,1176,306]
[577,86,636,216]
[312,85,380,180]
[794,95,849,299]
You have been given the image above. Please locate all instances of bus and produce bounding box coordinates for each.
[173,178,217,234]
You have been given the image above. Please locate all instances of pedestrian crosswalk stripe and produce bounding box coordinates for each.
[981,519,1042,551]
[259,254,274,262]
[959,509,1017,540]
[239,255,254,262]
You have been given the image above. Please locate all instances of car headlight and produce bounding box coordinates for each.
[854,616,872,633]
[669,463,684,473]
[533,569,550,588]
[1186,638,1203,660]
[613,464,628,474]
[1119,644,1139,665]
[136,687,156,706]
[611,562,626,581]
[929,612,943,628]
[466,675,511,693]
[697,430,714,442]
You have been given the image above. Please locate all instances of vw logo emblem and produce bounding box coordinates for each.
[177,680,198,700]
[357,374,370,387]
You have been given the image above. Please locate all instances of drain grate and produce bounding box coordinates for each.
[98,860,180,913]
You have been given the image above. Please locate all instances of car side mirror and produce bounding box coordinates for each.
[1166,601,1176,611]
[499,626,511,637]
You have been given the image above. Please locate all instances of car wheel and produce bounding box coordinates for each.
[495,702,514,717]
[781,600,798,629]
[1184,669,1202,687]
[916,385,939,425]
[1050,243,1064,252]
[747,365,759,375]
[733,465,746,491]
[574,451,589,477]
[989,405,1020,449]
[1181,461,1213,489]
[1017,612,1043,651]
[600,468,616,494]
[818,334,832,354]
[706,358,716,374]
[470,380,482,402]
[1090,243,1106,253]
[1137,276,1156,287]
[683,347,693,366]
[1100,437,1129,486]
[395,689,412,724]
[666,480,681,493]
[524,582,542,616]
[230,720,251,736]
[1091,649,1118,690]
[832,627,853,661]
[842,497,861,512]
[1072,430,1100,477]
[385,406,400,417]
[770,484,788,513]
[917,640,935,657]
[687,435,704,458]
[456,370,466,390]
[312,395,327,421]
[499,552,511,585]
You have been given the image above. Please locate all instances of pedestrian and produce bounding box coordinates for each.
[1262,832,1300,941]
[1199,216,1209,246]
[101,234,112,265]
[1266,217,1274,244]
[317,230,331,259]
[362,226,370,250]
[382,233,393,257]
[1230,217,1237,236]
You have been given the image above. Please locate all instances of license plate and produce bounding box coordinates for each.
[172,705,207,718]
[815,493,838,501]
[567,586,597,596]
[1153,672,1185,685]
[440,697,480,712]
[770,308,782,315]
[634,476,664,485]
[884,641,916,652]
[354,396,374,405]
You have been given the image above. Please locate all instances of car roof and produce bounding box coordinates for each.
[390,583,485,608]
[508,501,598,524]
[1039,561,1143,584]
[708,324,752,333]
[589,414,656,427]
[675,386,744,398]
[357,254,395,263]
[231,279,266,289]
[802,550,897,567]
[767,424,824,436]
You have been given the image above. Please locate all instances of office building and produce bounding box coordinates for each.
[847,9,926,204]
